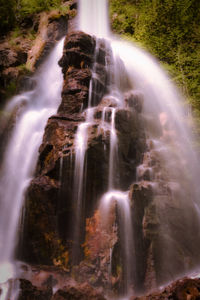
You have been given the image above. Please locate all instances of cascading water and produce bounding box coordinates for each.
[0,38,64,296]
[0,0,200,299]
[79,0,110,38]
[100,190,134,294]
[77,0,200,297]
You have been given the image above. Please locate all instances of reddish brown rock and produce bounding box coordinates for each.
[18,279,52,300]
[20,175,62,265]
[59,31,96,74]
[34,15,69,69]
[131,277,200,300]
[58,31,96,114]
[125,91,144,113]
[52,282,106,300]
[115,109,146,189]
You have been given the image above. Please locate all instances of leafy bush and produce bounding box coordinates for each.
[0,0,16,34]
[19,0,62,16]
[109,0,200,116]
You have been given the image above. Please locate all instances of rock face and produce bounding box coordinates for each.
[52,283,106,300]
[0,11,69,107]
[18,278,106,300]
[18,279,52,300]
[28,12,69,71]
[16,273,200,300]
[20,30,146,295]
[132,277,200,300]
[19,28,200,299]
[58,31,96,114]
[0,39,30,108]
[0,9,73,170]
[21,31,96,265]
[129,111,200,293]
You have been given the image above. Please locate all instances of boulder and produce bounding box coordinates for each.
[18,279,52,300]
[131,277,200,300]
[52,282,106,300]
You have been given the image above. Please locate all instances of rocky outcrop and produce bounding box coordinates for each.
[0,4,76,106]
[129,126,200,293]
[21,31,97,265]
[0,38,30,108]
[16,270,200,300]
[18,278,106,300]
[18,279,52,300]
[0,7,74,166]
[28,11,69,71]
[21,30,147,287]
[52,283,106,300]
[132,277,200,300]
[18,25,200,299]
[58,31,96,114]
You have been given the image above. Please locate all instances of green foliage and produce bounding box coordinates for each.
[110,0,137,35]
[18,0,62,16]
[0,0,70,34]
[5,81,17,98]
[109,0,200,125]
[0,0,16,33]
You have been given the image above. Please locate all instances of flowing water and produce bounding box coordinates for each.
[0,0,199,299]
[77,0,200,296]
[0,38,64,294]
[100,190,134,294]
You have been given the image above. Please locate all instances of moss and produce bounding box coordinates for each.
[5,81,17,98]
[109,0,200,138]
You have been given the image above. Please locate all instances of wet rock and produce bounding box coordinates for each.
[131,277,200,300]
[125,91,144,113]
[36,116,78,177]
[0,43,29,107]
[27,11,69,71]
[19,29,152,296]
[20,175,61,264]
[20,32,102,265]
[35,15,68,69]
[52,282,106,300]
[115,109,146,189]
[59,31,96,72]
[130,168,200,291]
[129,182,153,293]
[69,0,77,10]
[58,31,96,114]
[18,279,52,300]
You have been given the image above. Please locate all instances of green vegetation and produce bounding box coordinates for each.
[0,0,16,33]
[18,0,62,16]
[109,0,200,124]
[0,0,70,35]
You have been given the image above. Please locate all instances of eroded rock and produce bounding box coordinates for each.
[132,277,200,300]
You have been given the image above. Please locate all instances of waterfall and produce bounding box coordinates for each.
[78,0,110,38]
[100,190,134,294]
[0,38,64,286]
[0,0,199,299]
[77,0,200,296]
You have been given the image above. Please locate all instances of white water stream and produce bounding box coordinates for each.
[0,0,199,298]
[100,190,134,294]
[0,39,64,294]
[78,0,200,296]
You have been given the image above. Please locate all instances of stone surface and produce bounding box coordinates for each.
[52,282,106,300]
[34,14,69,70]
[0,39,30,107]
[18,279,52,300]
[16,24,200,299]
[20,30,147,280]
[129,130,200,293]
[17,269,106,300]
[132,277,200,300]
